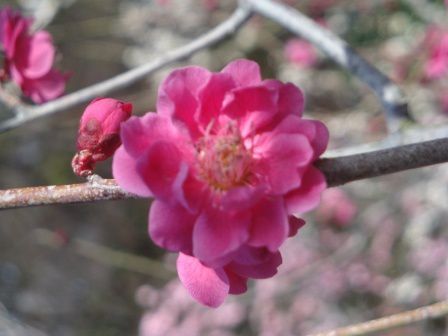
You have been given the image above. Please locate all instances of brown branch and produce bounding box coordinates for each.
[0,6,252,133]
[317,137,448,186]
[1,137,448,210]
[243,0,413,132]
[309,300,448,336]
[0,177,134,209]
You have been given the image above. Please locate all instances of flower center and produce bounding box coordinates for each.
[196,122,252,191]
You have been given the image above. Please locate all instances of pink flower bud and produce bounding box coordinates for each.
[72,98,132,177]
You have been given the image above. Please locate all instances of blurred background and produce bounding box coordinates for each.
[1,0,448,335]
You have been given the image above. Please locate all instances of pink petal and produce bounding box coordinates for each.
[136,141,188,204]
[219,185,265,211]
[157,66,211,138]
[21,69,66,103]
[288,216,306,237]
[20,31,55,79]
[231,246,273,265]
[249,197,289,251]
[274,116,329,159]
[224,268,248,295]
[222,85,278,137]
[177,253,229,308]
[112,146,152,197]
[255,133,313,194]
[121,114,187,158]
[149,200,196,253]
[193,207,250,264]
[229,250,282,279]
[286,166,327,214]
[222,85,276,119]
[195,72,235,129]
[221,59,262,87]
[263,80,305,118]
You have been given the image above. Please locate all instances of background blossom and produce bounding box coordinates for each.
[0,6,67,103]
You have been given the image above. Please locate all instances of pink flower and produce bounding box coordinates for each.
[0,7,67,103]
[113,59,328,306]
[72,98,133,177]
[284,38,318,68]
[423,26,448,80]
[317,188,357,227]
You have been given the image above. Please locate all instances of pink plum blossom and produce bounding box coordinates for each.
[284,38,318,68]
[113,59,329,307]
[423,26,448,80]
[72,98,132,177]
[317,188,357,227]
[0,7,67,103]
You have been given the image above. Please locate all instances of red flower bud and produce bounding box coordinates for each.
[72,98,132,177]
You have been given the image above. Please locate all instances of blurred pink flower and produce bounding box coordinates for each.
[0,6,68,103]
[317,188,356,227]
[423,26,448,80]
[72,98,132,177]
[113,59,328,306]
[284,38,318,68]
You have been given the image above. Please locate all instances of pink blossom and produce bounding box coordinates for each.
[72,98,132,177]
[423,26,448,80]
[284,38,318,68]
[113,59,328,306]
[0,7,67,103]
[317,188,356,227]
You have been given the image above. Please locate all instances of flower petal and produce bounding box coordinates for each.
[229,250,282,279]
[112,146,152,197]
[177,253,229,308]
[157,66,211,138]
[222,85,278,137]
[255,133,313,194]
[21,69,66,103]
[121,114,187,158]
[136,141,188,204]
[219,185,265,212]
[193,207,250,264]
[248,197,289,251]
[221,59,262,87]
[274,116,329,159]
[288,216,306,237]
[196,72,235,129]
[286,166,327,214]
[224,267,248,295]
[149,200,195,253]
[20,31,55,79]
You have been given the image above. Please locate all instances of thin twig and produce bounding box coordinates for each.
[0,6,252,133]
[309,300,448,336]
[34,228,174,280]
[1,137,447,210]
[243,0,413,133]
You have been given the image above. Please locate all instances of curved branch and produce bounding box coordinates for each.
[0,6,252,133]
[309,300,448,336]
[1,137,448,210]
[243,0,413,132]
